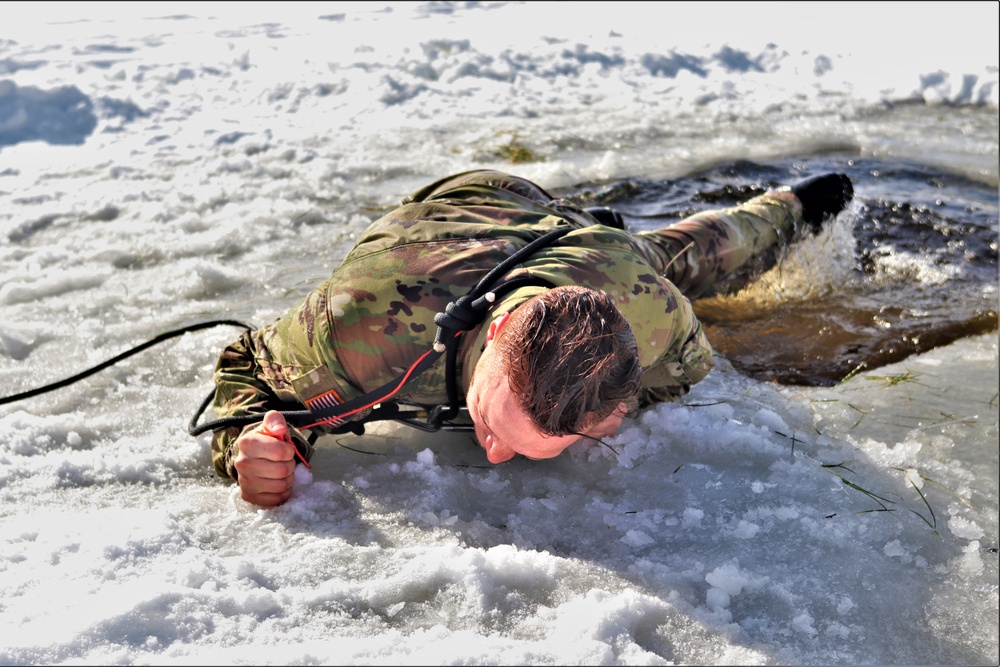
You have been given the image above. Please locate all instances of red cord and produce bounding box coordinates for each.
[259,424,312,469]
[257,333,459,469]
[298,343,447,431]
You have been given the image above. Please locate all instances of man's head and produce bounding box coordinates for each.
[467,285,642,463]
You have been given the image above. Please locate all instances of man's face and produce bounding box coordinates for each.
[466,313,582,464]
[466,351,583,464]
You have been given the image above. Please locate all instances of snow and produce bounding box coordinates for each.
[1,2,997,664]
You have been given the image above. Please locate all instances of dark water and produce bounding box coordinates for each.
[562,157,999,386]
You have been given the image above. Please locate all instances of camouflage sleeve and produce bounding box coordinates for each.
[621,264,715,404]
[632,190,803,299]
[210,330,314,480]
[637,317,714,404]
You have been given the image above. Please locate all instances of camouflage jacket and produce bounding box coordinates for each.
[211,170,803,478]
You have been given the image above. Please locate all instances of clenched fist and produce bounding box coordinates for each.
[233,410,297,507]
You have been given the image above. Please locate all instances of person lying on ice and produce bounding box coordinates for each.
[208,168,854,507]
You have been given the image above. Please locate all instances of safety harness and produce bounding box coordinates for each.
[186,225,573,441]
[1,217,604,446]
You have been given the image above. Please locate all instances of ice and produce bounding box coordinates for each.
[0,3,996,665]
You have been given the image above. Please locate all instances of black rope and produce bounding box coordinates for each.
[428,272,561,427]
[198,226,575,436]
[0,320,253,407]
[1,226,575,441]
[431,226,571,350]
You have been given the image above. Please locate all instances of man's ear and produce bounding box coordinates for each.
[484,311,511,348]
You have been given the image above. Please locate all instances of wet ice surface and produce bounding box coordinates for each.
[1,335,995,665]
[0,2,997,664]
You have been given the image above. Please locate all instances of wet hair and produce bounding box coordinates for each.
[493,285,642,436]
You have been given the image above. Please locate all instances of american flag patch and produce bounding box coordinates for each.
[305,389,347,427]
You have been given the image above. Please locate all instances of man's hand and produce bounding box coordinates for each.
[233,410,296,507]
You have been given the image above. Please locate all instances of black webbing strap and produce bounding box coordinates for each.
[427,272,561,428]
[188,226,573,437]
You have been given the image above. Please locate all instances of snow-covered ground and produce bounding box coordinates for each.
[1,2,997,664]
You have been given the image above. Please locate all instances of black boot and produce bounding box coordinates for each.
[789,173,854,232]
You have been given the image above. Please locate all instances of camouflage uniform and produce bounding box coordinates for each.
[211,170,804,479]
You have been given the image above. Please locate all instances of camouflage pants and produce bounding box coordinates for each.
[406,169,803,300]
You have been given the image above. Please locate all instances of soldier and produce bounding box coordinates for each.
[210,169,853,507]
